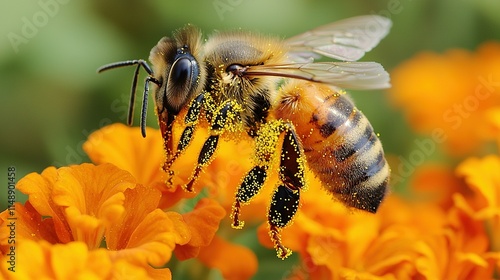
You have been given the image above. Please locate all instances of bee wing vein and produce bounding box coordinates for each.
[245,62,390,90]
[285,15,392,62]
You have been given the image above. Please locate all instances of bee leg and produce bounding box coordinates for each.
[163,93,206,172]
[231,121,306,258]
[231,166,268,229]
[158,109,176,184]
[184,100,240,192]
[231,120,285,229]
[269,185,300,259]
[269,127,306,259]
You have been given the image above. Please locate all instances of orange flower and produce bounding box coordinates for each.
[412,204,493,279]
[455,155,500,253]
[389,42,500,155]
[484,107,500,149]
[197,236,258,280]
[255,167,499,279]
[83,123,271,220]
[409,164,469,209]
[174,198,226,260]
[83,123,191,209]
[257,177,420,279]
[83,123,260,279]
[3,163,137,247]
[0,163,217,279]
[386,42,500,278]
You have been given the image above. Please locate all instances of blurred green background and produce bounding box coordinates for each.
[1,0,500,279]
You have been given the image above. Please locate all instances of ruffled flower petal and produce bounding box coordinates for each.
[83,123,166,189]
[0,202,58,253]
[83,123,198,209]
[16,166,73,243]
[456,155,500,252]
[52,163,136,248]
[106,185,191,267]
[197,236,258,280]
[174,198,226,260]
[1,240,113,279]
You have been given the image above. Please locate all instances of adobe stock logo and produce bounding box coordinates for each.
[213,0,243,21]
[7,0,70,54]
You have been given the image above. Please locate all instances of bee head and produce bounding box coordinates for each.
[149,25,207,115]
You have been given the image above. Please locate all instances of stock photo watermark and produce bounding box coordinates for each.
[5,166,17,272]
[213,0,243,21]
[392,74,500,185]
[7,0,71,54]
[51,118,115,167]
[370,0,411,20]
[51,89,132,166]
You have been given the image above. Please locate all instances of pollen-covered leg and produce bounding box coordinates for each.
[231,166,267,228]
[231,120,307,259]
[163,93,206,171]
[184,100,241,192]
[279,129,306,189]
[269,127,305,259]
[231,120,284,229]
[269,184,300,259]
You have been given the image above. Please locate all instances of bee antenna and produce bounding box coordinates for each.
[97,60,160,137]
[141,76,159,138]
[129,64,141,126]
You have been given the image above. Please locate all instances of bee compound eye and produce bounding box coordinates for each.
[226,64,246,77]
[166,54,200,111]
[170,57,193,89]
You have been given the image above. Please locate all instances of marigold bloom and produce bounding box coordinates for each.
[0,163,226,279]
[389,42,500,155]
[257,178,420,279]
[83,123,260,279]
[456,155,500,253]
[485,107,500,149]
[3,163,137,248]
[412,205,493,279]
[256,168,499,279]
[83,123,271,220]
[409,164,469,209]
[83,123,189,209]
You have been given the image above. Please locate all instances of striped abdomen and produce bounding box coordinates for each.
[274,81,389,213]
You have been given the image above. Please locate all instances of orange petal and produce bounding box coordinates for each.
[410,164,469,209]
[108,208,191,267]
[197,235,258,280]
[157,183,198,210]
[143,265,172,280]
[83,123,194,209]
[389,43,500,155]
[174,198,226,260]
[0,202,58,252]
[16,166,73,243]
[484,107,500,148]
[112,259,158,280]
[83,123,166,188]
[0,240,114,279]
[52,163,136,248]
[107,184,191,267]
[16,166,57,215]
[106,184,162,249]
[456,155,500,213]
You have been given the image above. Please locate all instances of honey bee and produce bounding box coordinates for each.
[98,15,392,259]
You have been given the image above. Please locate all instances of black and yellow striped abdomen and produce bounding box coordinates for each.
[274,81,389,213]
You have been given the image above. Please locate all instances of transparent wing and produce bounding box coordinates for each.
[285,15,392,62]
[244,62,390,90]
